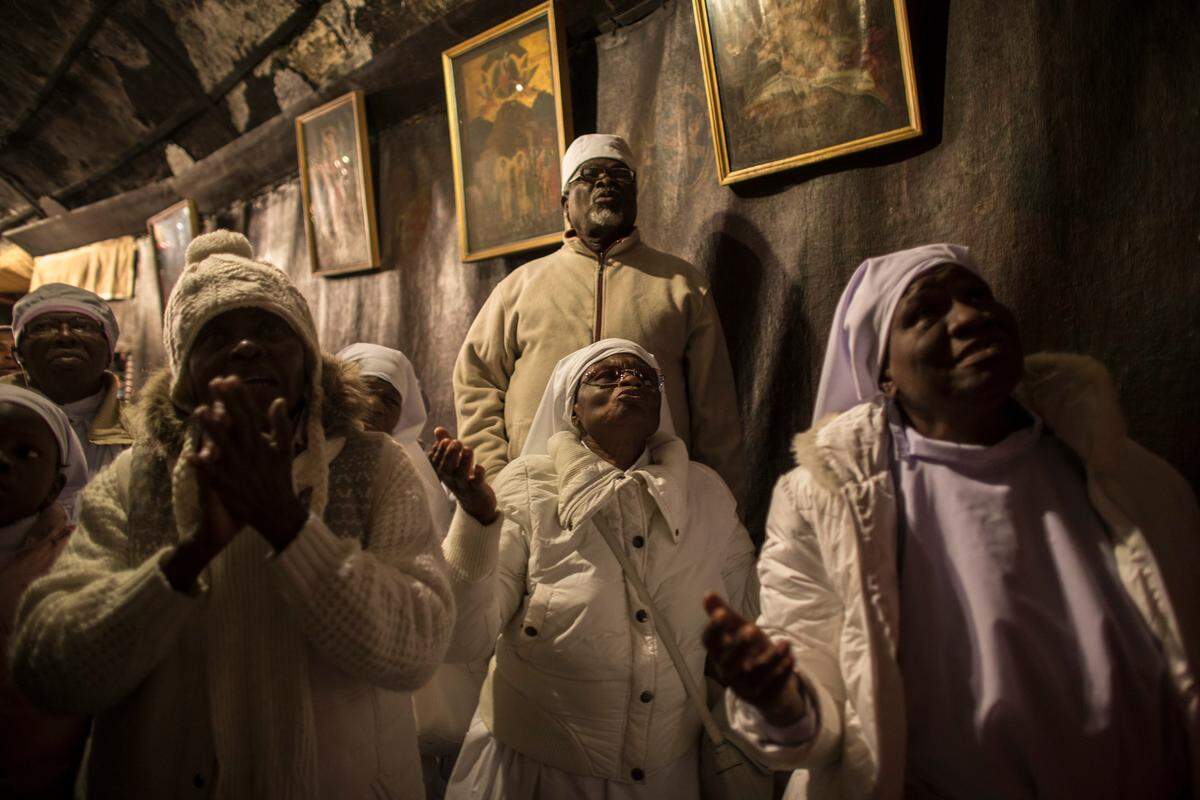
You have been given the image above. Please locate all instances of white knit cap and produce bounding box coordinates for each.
[12,282,120,356]
[162,229,329,798]
[811,243,978,422]
[164,230,321,411]
[560,133,636,192]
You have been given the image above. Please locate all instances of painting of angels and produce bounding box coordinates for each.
[443,2,572,261]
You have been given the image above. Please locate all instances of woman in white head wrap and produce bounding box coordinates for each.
[0,384,90,796]
[337,343,454,535]
[432,337,757,800]
[704,244,1198,800]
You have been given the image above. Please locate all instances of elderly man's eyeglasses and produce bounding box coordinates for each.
[572,164,636,185]
[580,365,663,390]
[24,316,104,339]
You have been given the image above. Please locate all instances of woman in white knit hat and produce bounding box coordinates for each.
[9,231,455,799]
[435,337,757,799]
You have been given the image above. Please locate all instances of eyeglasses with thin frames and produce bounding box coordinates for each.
[580,365,664,390]
[571,164,636,185]
[24,316,104,339]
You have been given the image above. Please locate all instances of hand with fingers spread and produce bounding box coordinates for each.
[703,592,811,728]
[427,426,497,525]
[187,375,309,552]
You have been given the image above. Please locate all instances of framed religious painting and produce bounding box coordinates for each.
[692,0,922,184]
[442,1,573,262]
[295,90,381,276]
[147,198,199,312]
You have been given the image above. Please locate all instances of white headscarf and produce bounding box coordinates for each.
[0,383,89,520]
[336,343,427,441]
[521,338,675,458]
[560,133,636,192]
[336,343,452,537]
[812,243,978,422]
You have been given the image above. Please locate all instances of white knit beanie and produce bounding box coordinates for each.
[162,229,328,797]
[164,230,321,411]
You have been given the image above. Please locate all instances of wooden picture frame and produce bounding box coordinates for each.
[692,0,922,184]
[443,1,573,262]
[296,91,381,276]
[147,198,199,311]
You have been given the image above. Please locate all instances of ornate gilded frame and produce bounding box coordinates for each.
[295,90,382,277]
[691,0,922,184]
[442,1,573,262]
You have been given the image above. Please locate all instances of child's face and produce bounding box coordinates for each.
[0,402,63,525]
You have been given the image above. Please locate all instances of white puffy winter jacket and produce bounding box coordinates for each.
[442,429,759,782]
[731,353,1200,799]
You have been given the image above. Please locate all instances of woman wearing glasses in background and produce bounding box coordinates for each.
[430,339,758,799]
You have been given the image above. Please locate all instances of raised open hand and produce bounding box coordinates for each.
[187,376,308,551]
[427,426,497,525]
[702,592,810,727]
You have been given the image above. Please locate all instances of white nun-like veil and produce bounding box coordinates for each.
[811,243,978,422]
[521,338,675,458]
[336,343,453,535]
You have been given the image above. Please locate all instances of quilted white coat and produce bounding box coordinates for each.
[442,430,759,781]
[734,354,1200,799]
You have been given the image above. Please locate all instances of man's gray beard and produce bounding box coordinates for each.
[586,205,624,232]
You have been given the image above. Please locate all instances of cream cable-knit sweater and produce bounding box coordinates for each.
[9,427,455,798]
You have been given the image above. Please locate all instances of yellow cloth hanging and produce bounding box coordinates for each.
[30,235,137,300]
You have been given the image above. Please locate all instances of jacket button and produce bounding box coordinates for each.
[632,535,645,548]
[635,609,648,623]
[631,768,645,781]
[524,626,538,637]
[640,690,653,703]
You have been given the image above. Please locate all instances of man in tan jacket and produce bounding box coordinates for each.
[454,134,744,500]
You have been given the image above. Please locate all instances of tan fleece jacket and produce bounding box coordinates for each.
[453,229,744,502]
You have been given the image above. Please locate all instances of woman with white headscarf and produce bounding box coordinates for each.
[337,343,482,798]
[337,343,454,534]
[430,338,757,799]
[702,244,1199,799]
[0,384,90,797]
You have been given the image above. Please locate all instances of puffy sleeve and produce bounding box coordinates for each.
[9,451,204,713]
[726,473,846,770]
[439,460,532,663]
[267,438,455,691]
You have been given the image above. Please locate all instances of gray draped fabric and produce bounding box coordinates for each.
[189,1,1198,538]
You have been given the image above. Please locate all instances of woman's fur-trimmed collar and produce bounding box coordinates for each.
[136,354,367,459]
[791,352,1127,494]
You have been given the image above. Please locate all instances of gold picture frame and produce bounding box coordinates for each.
[295,91,381,276]
[147,198,199,311]
[692,0,922,184]
[442,1,573,262]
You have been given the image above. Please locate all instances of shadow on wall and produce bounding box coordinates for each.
[707,211,812,543]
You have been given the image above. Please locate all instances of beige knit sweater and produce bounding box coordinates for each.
[8,367,455,799]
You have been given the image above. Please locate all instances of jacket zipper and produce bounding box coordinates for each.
[593,253,606,342]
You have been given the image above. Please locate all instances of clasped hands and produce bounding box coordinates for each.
[164,377,307,592]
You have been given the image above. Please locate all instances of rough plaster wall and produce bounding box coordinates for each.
[215,0,1197,538]
[0,1,96,123]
